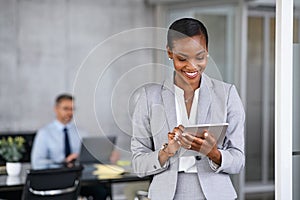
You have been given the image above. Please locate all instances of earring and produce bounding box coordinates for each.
[168,57,172,60]
[207,54,209,58]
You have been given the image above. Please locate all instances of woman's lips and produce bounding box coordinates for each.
[183,71,199,79]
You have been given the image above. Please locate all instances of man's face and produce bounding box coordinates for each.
[55,99,74,124]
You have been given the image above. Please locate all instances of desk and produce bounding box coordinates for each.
[0,163,150,199]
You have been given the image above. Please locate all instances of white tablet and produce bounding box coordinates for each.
[183,123,229,146]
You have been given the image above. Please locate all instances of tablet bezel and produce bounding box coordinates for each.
[183,123,229,145]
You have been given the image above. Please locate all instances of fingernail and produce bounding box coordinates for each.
[204,132,208,137]
[182,133,186,137]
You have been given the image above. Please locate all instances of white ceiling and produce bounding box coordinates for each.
[147,0,299,8]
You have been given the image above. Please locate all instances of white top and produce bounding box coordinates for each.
[174,85,199,173]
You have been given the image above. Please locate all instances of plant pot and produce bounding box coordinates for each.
[6,162,21,176]
[6,175,21,185]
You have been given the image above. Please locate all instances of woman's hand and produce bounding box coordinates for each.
[181,131,222,165]
[166,125,184,154]
[158,125,184,166]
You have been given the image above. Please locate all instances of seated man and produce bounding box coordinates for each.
[31,94,83,168]
[31,93,108,199]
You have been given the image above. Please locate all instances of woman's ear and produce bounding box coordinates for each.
[167,46,173,60]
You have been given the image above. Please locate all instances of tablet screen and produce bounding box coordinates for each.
[183,123,228,146]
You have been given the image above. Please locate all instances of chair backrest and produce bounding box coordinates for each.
[21,165,83,200]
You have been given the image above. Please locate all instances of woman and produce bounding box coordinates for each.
[131,18,245,200]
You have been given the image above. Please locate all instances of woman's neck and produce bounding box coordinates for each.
[174,74,201,92]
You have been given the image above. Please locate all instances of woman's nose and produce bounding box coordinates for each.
[186,60,198,70]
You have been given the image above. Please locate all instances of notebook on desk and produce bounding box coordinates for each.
[78,136,116,165]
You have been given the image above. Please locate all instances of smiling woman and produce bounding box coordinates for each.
[131,18,245,200]
[169,36,208,89]
[167,19,209,93]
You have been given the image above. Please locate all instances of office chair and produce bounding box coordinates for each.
[21,165,83,200]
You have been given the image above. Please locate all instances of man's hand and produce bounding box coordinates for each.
[65,153,78,163]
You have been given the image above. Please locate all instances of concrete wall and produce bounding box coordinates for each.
[0,0,154,133]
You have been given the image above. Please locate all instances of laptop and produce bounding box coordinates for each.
[78,136,116,164]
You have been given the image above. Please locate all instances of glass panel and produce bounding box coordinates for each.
[293,10,300,152]
[293,1,300,199]
[293,44,300,200]
[293,156,300,200]
[294,19,299,43]
[246,15,276,183]
[293,44,300,152]
[246,17,264,182]
[168,6,236,84]
[194,14,229,82]
[268,18,275,182]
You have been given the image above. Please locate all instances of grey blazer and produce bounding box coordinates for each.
[131,74,245,200]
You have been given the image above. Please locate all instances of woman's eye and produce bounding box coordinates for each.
[196,57,205,60]
[178,57,186,61]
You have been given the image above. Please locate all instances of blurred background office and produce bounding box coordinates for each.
[0,0,299,199]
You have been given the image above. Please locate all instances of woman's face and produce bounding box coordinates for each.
[168,35,208,90]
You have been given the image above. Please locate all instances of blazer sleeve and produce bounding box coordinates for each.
[215,85,245,174]
[131,87,169,177]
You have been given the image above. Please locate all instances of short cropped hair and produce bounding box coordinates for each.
[55,94,74,105]
[167,18,208,49]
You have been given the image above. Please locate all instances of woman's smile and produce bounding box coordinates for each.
[182,70,199,79]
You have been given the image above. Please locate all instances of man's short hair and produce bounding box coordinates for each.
[55,93,74,105]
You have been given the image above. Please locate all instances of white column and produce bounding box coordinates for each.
[275,0,293,199]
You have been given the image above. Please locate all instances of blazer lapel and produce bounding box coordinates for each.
[161,74,213,128]
[197,74,212,124]
[161,79,177,131]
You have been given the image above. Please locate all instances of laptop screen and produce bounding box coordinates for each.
[79,136,116,164]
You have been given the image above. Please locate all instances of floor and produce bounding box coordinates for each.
[112,181,150,200]
[245,192,275,200]
[112,183,275,200]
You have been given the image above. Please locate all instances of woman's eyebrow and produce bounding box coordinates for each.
[176,52,188,57]
[174,50,206,57]
[195,50,206,56]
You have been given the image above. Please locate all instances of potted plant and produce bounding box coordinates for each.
[0,136,26,176]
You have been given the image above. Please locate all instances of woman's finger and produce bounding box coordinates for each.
[181,132,195,141]
[203,132,217,146]
[178,134,193,149]
[178,125,185,132]
[168,132,175,140]
[174,127,183,135]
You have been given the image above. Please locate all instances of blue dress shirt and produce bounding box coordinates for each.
[31,120,86,169]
